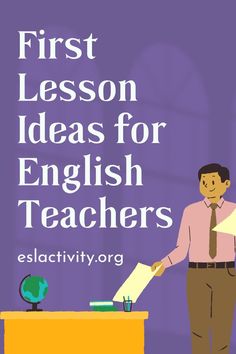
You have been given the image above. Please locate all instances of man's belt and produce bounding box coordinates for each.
[189,261,235,269]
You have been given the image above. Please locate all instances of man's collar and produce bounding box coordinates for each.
[204,197,224,208]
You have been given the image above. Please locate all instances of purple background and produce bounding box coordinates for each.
[1,1,236,353]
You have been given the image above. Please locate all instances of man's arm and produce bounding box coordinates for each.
[152,207,191,275]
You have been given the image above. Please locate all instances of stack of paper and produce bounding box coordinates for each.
[113,263,158,303]
[213,209,236,236]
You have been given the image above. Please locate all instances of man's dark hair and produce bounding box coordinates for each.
[198,163,230,182]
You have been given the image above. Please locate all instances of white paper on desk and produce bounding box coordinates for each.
[113,262,159,303]
[213,208,236,236]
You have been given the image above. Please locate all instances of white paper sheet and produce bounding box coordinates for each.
[213,208,236,236]
[113,262,160,303]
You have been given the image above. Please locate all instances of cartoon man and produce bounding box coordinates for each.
[152,163,236,354]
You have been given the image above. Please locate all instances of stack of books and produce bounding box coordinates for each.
[89,301,118,312]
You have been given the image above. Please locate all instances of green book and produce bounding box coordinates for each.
[91,305,118,312]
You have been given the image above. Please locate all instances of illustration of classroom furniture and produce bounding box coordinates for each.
[0,311,149,354]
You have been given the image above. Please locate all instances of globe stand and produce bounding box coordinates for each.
[26,303,43,312]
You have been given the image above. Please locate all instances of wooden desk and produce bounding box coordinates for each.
[0,311,149,354]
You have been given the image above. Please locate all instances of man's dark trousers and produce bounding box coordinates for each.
[187,267,236,354]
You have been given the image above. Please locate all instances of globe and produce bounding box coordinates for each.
[19,274,48,311]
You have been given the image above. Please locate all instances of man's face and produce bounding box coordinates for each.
[199,172,231,200]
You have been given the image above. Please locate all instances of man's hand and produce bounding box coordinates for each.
[151,261,165,276]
